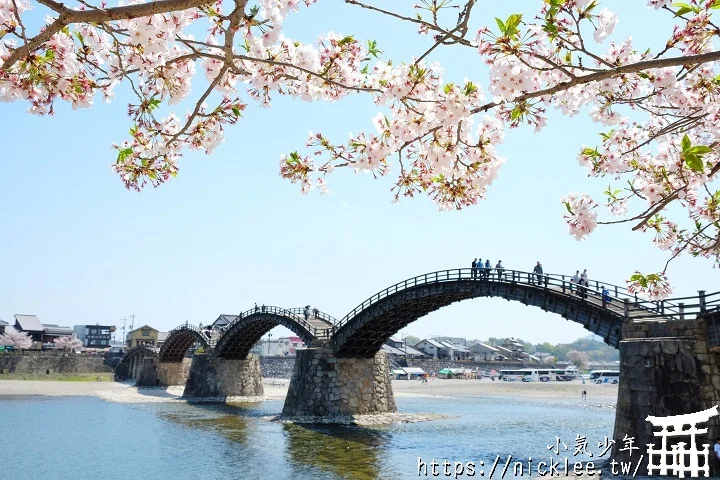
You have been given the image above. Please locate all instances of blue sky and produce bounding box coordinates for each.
[1,1,717,344]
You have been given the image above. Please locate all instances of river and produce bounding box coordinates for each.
[0,393,616,479]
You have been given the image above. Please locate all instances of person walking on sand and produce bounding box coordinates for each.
[533,261,543,285]
[582,390,587,399]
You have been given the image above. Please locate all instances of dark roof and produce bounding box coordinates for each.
[213,314,237,327]
[14,314,44,332]
[42,324,74,336]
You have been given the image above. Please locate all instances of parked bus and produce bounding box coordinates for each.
[498,369,538,382]
[589,370,619,384]
[554,367,580,381]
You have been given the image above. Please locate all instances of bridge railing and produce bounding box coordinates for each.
[164,322,212,346]
[332,268,715,333]
[287,307,338,326]
[217,305,320,342]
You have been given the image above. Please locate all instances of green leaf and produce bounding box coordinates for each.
[116,148,133,163]
[510,106,523,120]
[684,152,704,172]
[495,17,506,35]
[338,35,355,46]
[443,83,455,94]
[563,201,574,215]
[231,107,242,117]
[689,145,713,154]
[681,134,691,152]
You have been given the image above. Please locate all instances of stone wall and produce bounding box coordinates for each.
[614,317,720,472]
[0,353,112,374]
[260,357,295,379]
[136,357,159,387]
[183,354,264,400]
[157,358,192,386]
[281,346,396,418]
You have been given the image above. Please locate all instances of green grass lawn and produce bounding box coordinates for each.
[0,373,113,382]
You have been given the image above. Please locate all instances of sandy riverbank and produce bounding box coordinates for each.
[0,377,616,405]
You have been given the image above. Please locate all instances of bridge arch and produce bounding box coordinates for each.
[214,306,322,360]
[331,268,681,358]
[158,324,211,363]
[114,346,157,381]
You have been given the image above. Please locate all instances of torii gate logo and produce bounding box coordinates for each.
[646,405,719,478]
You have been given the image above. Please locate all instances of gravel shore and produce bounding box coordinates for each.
[0,378,617,405]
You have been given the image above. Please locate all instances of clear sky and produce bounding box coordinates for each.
[1,1,717,345]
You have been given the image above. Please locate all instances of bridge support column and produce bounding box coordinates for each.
[614,317,720,473]
[135,357,159,387]
[183,353,263,400]
[157,358,192,386]
[281,347,396,418]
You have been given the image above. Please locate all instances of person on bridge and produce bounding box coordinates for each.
[579,270,589,299]
[484,259,491,279]
[313,307,319,318]
[533,262,544,285]
[601,286,612,305]
[472,258,478,278]
[570,270,580,293]
[495,260,504,280]
[477,258,483,279]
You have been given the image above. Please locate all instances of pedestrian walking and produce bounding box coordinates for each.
[313,307,319,318]
[477,258,483,279]
[495,260,504,280]
[303,305,310,321]
[484,259,491,279]
[601,286,612,305]
[533,261,543,285]
[570,270,580,293]
[582,390,587,399]
[472,258,478,278]
[579,269,589,299]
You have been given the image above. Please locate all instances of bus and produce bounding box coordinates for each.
[589,370,619,384]
[554,367,580,381]
[498,369,538,382]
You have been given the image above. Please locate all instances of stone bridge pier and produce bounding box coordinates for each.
[614,311,720,472]
[182,353,264,400]
[157,358,192,387]
[281,345,395,418]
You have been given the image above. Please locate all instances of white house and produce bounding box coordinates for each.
[469,343,501,362]
[414,339,452,359]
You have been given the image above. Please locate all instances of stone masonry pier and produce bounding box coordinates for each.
[614,315,720,472]
[183,353,263,400]
[157,358,192,387]
[281,346,395,418]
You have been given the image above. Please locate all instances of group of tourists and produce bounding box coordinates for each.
[468,260,614,305]
[470,258,505,279]
[303,305,320,321]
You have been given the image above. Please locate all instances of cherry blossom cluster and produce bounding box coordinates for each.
[2,0,720,298]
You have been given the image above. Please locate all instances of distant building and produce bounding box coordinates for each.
[441,337,468,347]
[73,324,113,348]
[13,315,73,349]
[469,343,501,362]
[42,324,75,348]
[157,332,170,349]
[210,314,237,330]
[258,337,305,356]
[0,320,8,335]
[415,339,453,359]
[14,314,45,346]
[438,341,472,361]
[126,325,159,348]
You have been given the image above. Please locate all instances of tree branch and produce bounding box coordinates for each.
[2,0,215,70]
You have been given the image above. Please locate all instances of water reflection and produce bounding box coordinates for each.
[283,423,390,480]
[160,402,252,445]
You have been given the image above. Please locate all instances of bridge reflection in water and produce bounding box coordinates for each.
[283,423,387,480]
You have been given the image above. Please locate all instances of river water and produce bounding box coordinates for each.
[0,394,615,479]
